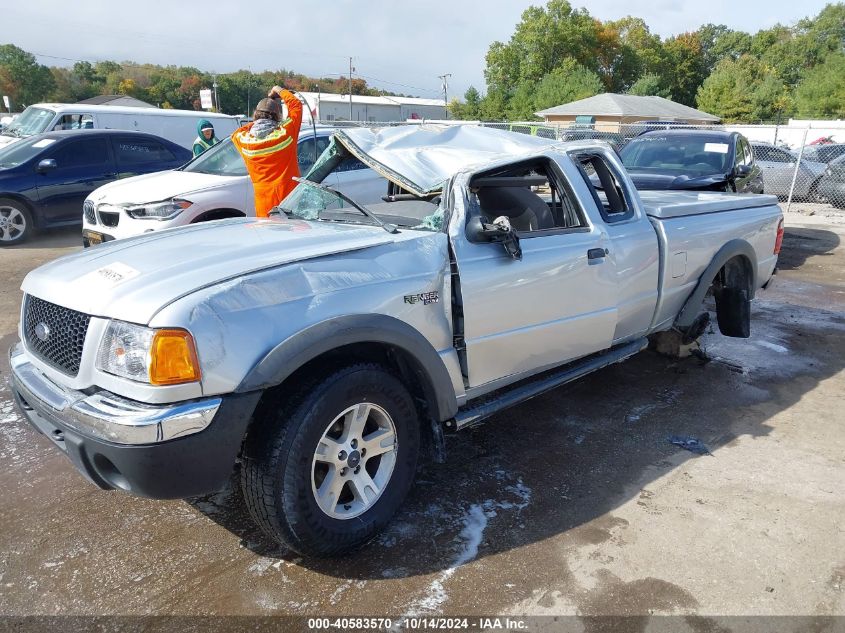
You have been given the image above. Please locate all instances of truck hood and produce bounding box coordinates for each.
[627,170,731,191]
[88,169,242,204]
[22,218,397,324]
[334,125,558,196]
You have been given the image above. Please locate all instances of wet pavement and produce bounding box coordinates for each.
[0,216,843,624]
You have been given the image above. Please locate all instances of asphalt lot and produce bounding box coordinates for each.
[0,208,843,628]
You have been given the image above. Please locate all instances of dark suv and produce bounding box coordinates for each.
[619,129,764,193]
[0,130,191,245]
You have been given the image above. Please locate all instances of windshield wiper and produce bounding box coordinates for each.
[290,177,399,234]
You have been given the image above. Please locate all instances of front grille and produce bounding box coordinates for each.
[98,210,120,227]
[83,200,96,225]
[23,295,91,376]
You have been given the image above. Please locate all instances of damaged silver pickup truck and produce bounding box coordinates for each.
[10,125,783,557]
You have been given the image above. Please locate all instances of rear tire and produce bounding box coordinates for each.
[241,363,420,557]
[0,198,34,246]
[715,287,750,338]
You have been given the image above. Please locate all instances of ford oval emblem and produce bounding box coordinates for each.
[35,322,51,342]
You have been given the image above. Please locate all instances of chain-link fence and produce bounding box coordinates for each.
[318,118,845,213]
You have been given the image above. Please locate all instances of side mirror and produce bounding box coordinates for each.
[467,215,522,260]
[37,159,57,173]
[734,164,752,178]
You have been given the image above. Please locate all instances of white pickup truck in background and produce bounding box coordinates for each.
[11,125,782,557]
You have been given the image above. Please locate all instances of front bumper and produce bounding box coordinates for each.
[10,343,261,498]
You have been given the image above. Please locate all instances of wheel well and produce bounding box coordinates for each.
[190,208,245,223]
[247,342,442,460]
[713,255,753,295]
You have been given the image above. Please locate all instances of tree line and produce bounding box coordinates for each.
[2,2,844,123]
[450,0,845,123]
[0,46,397,115]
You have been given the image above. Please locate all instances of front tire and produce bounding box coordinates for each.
[0,198,34,245]
[241,363,420,557]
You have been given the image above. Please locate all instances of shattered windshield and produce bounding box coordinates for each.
[277,180,442,232]
[279,180,357,222]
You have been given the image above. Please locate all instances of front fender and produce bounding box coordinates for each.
[235,314,458,421]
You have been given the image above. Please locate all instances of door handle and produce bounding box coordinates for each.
[587,248,608,260]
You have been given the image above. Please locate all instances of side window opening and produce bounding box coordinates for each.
[52,114,94,130]
[468,157,586,235]
[572,152,634,223]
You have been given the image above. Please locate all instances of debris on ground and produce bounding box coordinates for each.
[667,435,713,456]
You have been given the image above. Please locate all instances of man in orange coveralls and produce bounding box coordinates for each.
[231,84,303,217]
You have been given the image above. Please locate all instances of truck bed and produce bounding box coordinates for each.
[639,190,780,219]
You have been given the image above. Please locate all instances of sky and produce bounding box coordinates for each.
[4,0,834,101]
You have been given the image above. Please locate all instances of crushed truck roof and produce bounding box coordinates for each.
[333,125,560,196]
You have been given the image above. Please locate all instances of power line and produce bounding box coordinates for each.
[354,74,441,96]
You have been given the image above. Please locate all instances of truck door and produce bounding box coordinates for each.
[451,154,619,389]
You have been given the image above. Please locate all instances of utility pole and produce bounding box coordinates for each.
[438,73,451,119]
[349,57,355,121]
[212,73,219,113]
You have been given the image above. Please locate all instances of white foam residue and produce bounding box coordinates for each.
[703,298,845,378]
[0,396,26,464]
[504,480,532,511]
[756,340,789,353]
[454,504,488,567]
[255,593,281,611]
[248,557,275,575]
[329,580,352,605]
[399,476,533,616]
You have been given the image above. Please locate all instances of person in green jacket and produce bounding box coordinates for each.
[192,119,218,157]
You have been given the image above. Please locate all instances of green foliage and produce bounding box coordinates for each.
[476,2,845,122]
[795,52,845,118]
[485,0,601,93]
[478,89,509,121]
[626,73,671,99]
[608,17,668,78]
[506,82,540,121]
[450,86,481,120]
[662,33,708,106]
[0,45,401,114]
[0,44,55,108]
[696,55,792,122]
[534,60,603,112]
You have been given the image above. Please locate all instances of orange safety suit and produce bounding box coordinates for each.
[231,90,303,217]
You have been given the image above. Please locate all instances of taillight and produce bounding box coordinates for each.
[774,218,784,255]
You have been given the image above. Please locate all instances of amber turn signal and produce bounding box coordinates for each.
[149,329,201,385]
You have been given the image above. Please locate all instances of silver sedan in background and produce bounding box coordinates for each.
[751,142,827,201]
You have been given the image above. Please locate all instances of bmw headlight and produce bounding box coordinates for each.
[97,321,201,385]
[126,199,192,220]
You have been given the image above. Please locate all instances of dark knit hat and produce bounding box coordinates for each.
[254,97,282,120]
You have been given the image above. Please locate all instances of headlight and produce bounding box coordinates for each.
[96,321,201,385]
[126,199,192,220]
